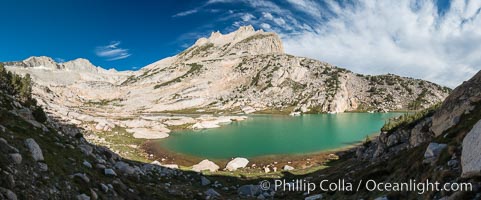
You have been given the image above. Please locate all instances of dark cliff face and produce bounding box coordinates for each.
[431,70,481,136]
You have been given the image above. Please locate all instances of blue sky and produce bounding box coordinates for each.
[0,0,480,87]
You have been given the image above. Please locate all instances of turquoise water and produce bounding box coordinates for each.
[157,113,402,159]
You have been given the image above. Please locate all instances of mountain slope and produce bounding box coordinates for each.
[348,70,481,199]
[6,26,446,114]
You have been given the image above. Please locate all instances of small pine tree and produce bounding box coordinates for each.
[32,106,47,123]
[19,73,32,103]
[0,63,8,89]
[11,73,22,93]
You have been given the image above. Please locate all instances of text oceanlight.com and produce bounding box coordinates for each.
[261,179,472,194]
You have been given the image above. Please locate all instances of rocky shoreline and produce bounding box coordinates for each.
[142,139,344,174]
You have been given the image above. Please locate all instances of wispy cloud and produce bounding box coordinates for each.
[241,13,255,21]
[95,41,131,61]
[285,0,322,18]
[172,9,198,17]
[173,0,239,18]
[282,0,481,87]
[260,23,271,30]
[206,0,236,4]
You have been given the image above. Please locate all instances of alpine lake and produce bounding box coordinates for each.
[153,113,403,160]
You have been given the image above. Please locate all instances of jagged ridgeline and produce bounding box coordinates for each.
[3,26,449,114]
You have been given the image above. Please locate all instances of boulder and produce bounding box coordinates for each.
[423,143,447,164]
[283,165,295,171]
[225,157,249,171]
[9,153,22,165]
[95,120,114,132]
[82,160,92,168]
[90,189,98,200]
[161,164,179,169]
[374,196,389,200]
[192,159,220,172]
[461,119,481,178]
[0,138,17,154]
[448,160,459,168]
[127,128,170,139]
[114,161,135,175]
[38,162,48,172]
[201,176,211,186]
[305,194,322,200]
[0,187,17,200]
[289,112,301,116]
[238,185,261,198]
[100,183,109,193]
[78,144,93,156]
[409,117,433,147]
[24,138,44,161]
[205,188,220,198]
[73,173,90,183]
[4,174,14,189]
[242,106,256,114]
[192,121,221,129]
[386,134,399,147]
[104,168,117,176]
[76,193,90,200]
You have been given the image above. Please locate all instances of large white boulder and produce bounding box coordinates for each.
[126,128,170,139]
[192,116,247,129]
[94,120,115,132]
[225,157,249,171]
[283,165,295,171]
[461,119,481,178]
[192,159,220,172]
[242,106,256,114]
[25,138,44,161]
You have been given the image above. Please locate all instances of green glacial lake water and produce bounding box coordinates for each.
[157,113,402,159]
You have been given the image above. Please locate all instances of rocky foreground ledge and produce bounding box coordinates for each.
[0,90,283,199]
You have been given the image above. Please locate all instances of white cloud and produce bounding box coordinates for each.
[282,0,481,87]
[273,17,286,26]
[262,12,273,20]
[260,23,271,30]
[95,41,131,61]
[241,13,255,21]
[262,12,286,26]
[285,0,322,18]
[172,9,198,17]
[173,0,237,17]
[206,0,236,4]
